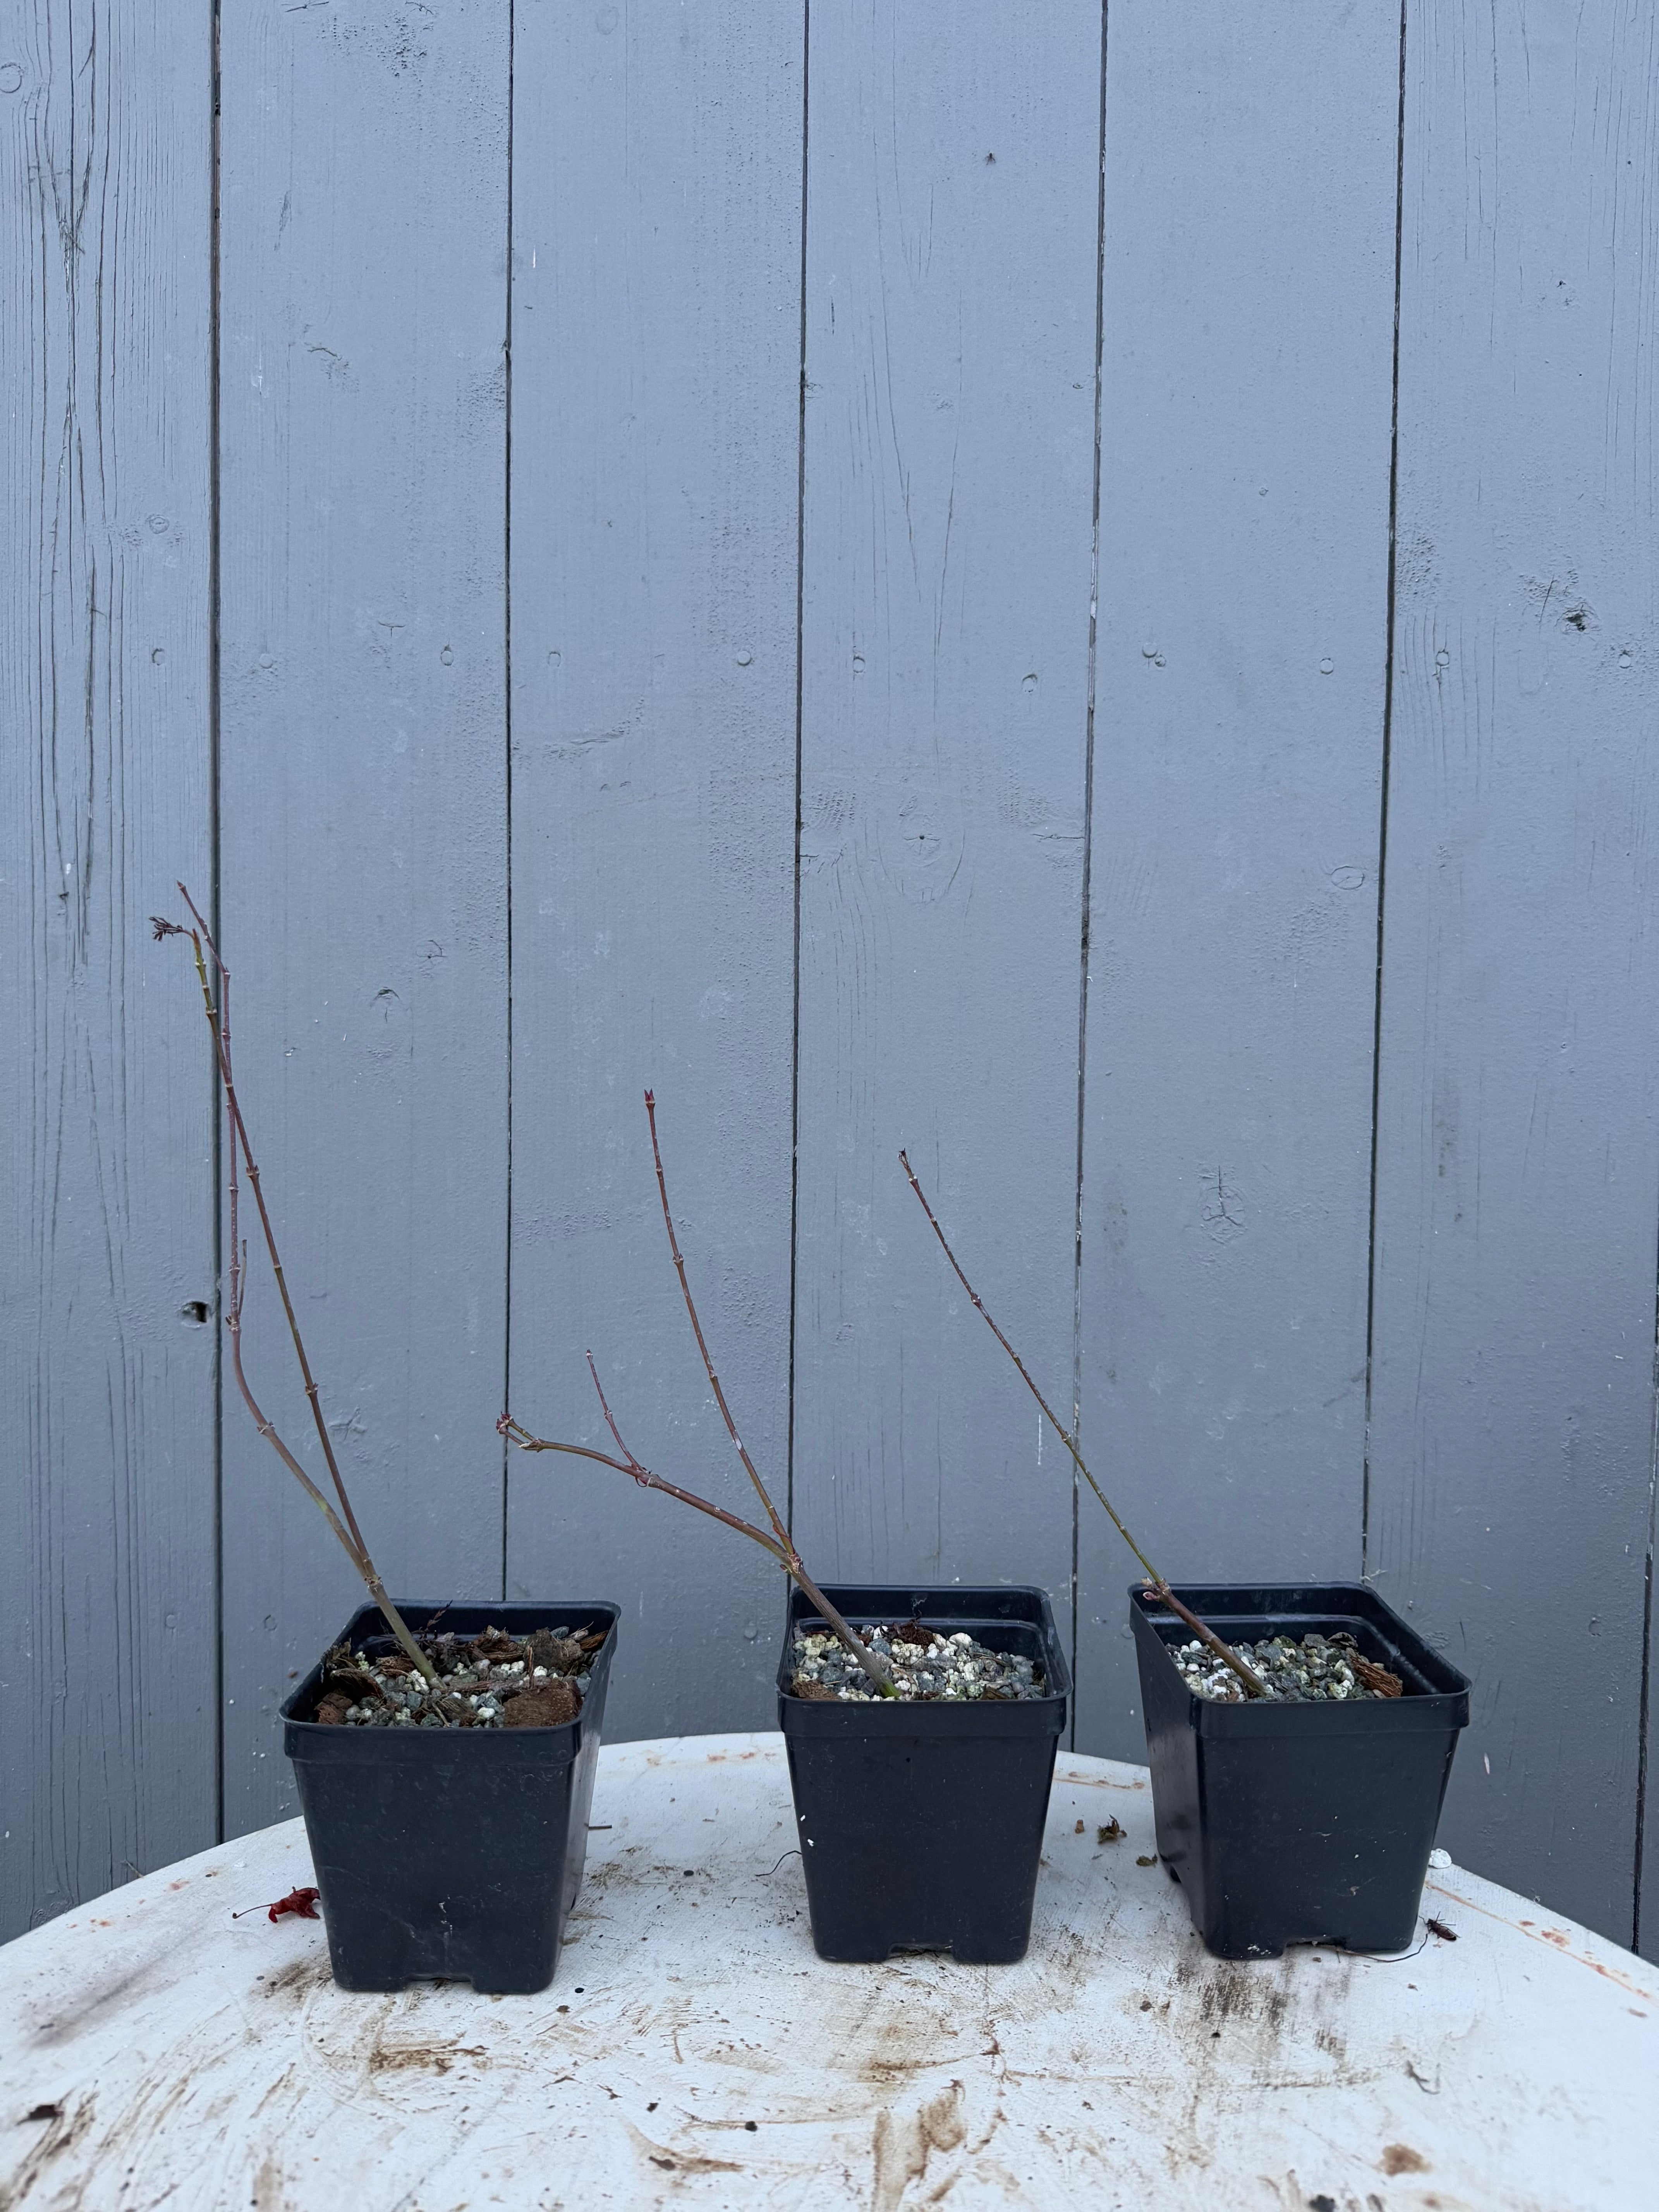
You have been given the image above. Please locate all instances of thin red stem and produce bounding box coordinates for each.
[503,1348,898,1697]
[643,1089,793,1554]
[585,1353,898,1696]
[177,884,370,1563]
[498,1412,790,1563]
[584,1352,645,1470]
[898,1148,1266,1700]
[163,893,435,1686]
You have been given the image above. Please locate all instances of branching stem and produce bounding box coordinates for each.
[502,1093,897,1697]
[898,1149,1267,1701]
[499,1390,891,1694]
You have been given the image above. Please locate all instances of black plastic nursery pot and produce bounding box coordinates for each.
[282,1599,618,1994]
[1132,1582,1470,1959]
[778,1585,1070,1964]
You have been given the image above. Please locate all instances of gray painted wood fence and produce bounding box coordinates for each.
[5,0,1656,1958]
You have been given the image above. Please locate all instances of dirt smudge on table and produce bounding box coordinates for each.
[258,1956,333,2006]
[367,2040,484,2076]
[843,1988,961,2085]
[31,1954,171,2047]
[623,2118,743,2175]
[0,2092,95,2209]
[871,2081,965,2212]
[1429,1881,1659,2002]
[249,2150,290,2210]
[1381,2141,1430,2174]
[1196,1965,1291,2032]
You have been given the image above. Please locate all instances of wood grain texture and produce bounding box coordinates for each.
[215,0,510,1833]
[790,1,1101,1628]
[1370,0,1659,1947]
[1074,0,1400,1753]
[503,0,804,1739]
[0,0,217,1938]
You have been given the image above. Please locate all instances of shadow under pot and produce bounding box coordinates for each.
[1131,1582,1470,1959]
[778,1584,1070,1964]
[282,1599,619,1993]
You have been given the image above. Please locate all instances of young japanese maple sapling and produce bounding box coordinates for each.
[154,888,439,1690]
[500,1092,898,1697]
[898,1149,1268,1700]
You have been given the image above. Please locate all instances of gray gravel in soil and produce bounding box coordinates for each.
[1171,1630,1389,1704]
[790,1624,1046,1702]
[314,1625,601,1729]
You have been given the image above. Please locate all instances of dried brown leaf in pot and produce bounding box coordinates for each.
[502,1679,579,1728]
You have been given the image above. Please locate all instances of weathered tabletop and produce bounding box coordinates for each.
[3,1735,1653,2212]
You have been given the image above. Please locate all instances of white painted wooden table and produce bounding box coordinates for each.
[3,1735,1654,2212]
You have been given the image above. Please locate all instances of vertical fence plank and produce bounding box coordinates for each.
[504,0,804,1737]
[1075,2,1399,1750]
[1371,0,1659,1944]
[1646,1608,1659,1961]
[790,2,1101,1622]
[0,0,216,1936]
[216,0,510,1832]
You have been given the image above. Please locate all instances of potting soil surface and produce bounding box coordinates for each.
[1171,1630,1401,1703]
[790,1622,1047,1700]
[313,1621,608,1729]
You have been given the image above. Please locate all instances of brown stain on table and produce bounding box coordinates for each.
[1424,1881,1659,2003]
[624,2118,744,2176]
[0,2094,96,2212]
[871,2081,966,2212]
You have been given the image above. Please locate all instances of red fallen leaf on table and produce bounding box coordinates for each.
[233,1885,321,1923]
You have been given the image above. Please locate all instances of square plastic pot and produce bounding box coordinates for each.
[282,1599,618,1993]
[1131,1582,1470,1958]
[778,1585,1070,1963]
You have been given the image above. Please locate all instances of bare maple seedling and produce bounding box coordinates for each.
[500,1093,898,1697]
[154,886,439,1688]
[898,1150,1267,1700]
